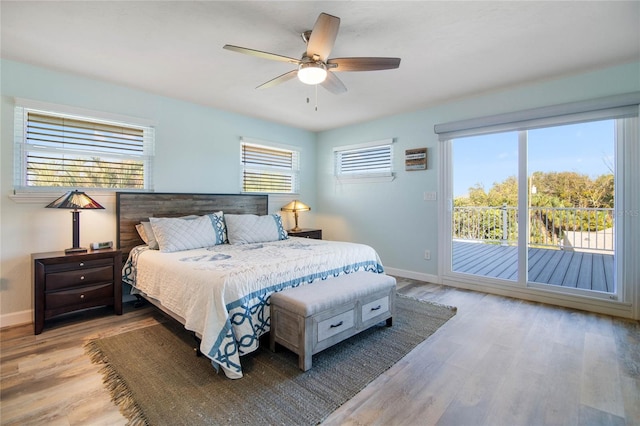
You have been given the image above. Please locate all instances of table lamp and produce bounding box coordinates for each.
[46,190,104,254]
[281,200,311,232]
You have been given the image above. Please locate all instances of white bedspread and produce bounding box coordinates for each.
[122,237,384,378]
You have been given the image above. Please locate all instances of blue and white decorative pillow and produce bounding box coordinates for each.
[225,214,288,245]
[207,211,227,244]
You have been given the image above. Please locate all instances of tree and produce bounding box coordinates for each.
[453,171,614,246]
[456,171,614,209]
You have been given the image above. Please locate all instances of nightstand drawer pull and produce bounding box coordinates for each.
[371,305,382,311]
[79,262,84,267]
[80,276,85,280]
[330,320,344,328]
[80,294,85,299]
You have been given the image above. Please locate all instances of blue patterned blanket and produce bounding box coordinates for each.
[122,238,384,378]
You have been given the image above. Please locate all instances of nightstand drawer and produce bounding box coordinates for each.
[46,266,113,291]
[46,283,114,311]
[45,257,114,273]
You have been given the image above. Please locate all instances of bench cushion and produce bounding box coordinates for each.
[270,272,396,317]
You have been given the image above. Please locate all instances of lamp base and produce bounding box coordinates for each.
[289,227,302,232]
[65,247,88,254]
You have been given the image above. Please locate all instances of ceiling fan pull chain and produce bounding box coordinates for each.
[315,84,318,111]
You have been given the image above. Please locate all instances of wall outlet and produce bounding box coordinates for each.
[423,191,437,201]
[424,250,431,260]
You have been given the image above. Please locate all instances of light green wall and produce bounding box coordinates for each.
[0,59,316,322]
[2,58,639,323]
[315,62,640,280]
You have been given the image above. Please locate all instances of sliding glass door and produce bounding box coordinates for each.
[446,117,621,299]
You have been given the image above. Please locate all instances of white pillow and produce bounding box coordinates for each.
[136,221,159,250]
[225,214,288,245]
[149,214,218,253]
[136,214,206,250]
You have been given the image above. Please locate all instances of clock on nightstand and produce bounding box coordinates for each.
[287,228,322,240]
[32,248,122,335]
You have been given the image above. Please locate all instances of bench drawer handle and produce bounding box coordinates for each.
[330,321,343,328]
[371,305,382,311]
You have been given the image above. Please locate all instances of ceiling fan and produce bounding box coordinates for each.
[223,12,401,94]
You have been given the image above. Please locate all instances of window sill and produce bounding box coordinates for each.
[9,191,116,204]
[335,174,395,184]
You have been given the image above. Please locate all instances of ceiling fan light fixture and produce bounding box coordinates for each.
[297,62,327,85]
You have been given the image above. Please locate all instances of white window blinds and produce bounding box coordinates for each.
[14,107,154,190]
[334,139,394,179]
[241,139,299,193]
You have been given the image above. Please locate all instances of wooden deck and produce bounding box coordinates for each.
[452,241,615,292]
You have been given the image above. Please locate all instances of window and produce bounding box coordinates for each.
[240,138,299,193]
[14,105,154,191]
[334,139,394,181]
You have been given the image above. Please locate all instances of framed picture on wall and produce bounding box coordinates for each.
[405,148,427,171]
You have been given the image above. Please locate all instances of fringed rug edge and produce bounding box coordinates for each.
[84,339,150,426]
[396,293,458,313]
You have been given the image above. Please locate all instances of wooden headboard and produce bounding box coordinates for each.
[116,192,268,259]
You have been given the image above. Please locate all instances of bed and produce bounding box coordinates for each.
[117,192,386,379]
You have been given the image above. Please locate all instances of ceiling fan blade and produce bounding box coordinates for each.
[321,72,347,94]
[306,13,340,62]
[223,45,300,65]
[327,57,401,72]
[256,70,298,90]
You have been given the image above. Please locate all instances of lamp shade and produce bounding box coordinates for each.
[281,200,311,213]
[46,191,104,254]
[46,190,104,210]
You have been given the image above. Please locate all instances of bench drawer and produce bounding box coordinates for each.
[362,295,390,323]
[317,309,356,342]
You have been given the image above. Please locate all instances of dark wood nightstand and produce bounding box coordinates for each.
[287,228,322,240]
[32,248,122,335]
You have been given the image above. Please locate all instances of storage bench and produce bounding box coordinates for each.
[269,272,396,371]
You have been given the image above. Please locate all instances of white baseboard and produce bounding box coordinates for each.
[384,268,636,320]
[384,267,440,285]
[0,309,32,329]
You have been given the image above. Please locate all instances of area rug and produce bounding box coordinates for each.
[86,295,456,426]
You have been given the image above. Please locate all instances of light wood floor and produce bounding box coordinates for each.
[1,279,638,426]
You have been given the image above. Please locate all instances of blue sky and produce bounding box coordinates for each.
[452,120,615,197]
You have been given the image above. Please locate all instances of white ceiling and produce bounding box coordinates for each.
[2,1,639,132]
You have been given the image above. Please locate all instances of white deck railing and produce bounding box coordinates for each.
[453,204,614,252]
